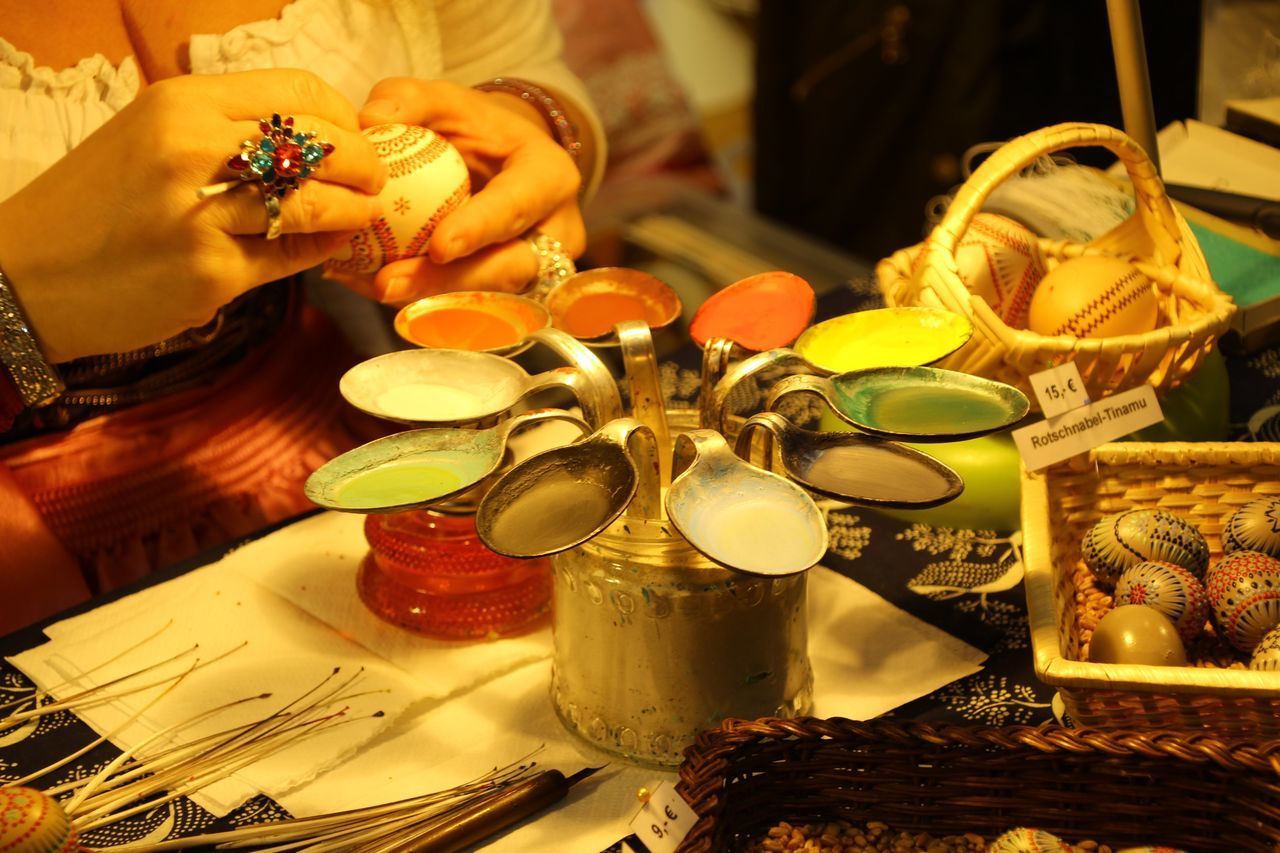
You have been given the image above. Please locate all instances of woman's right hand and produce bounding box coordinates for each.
[0,69,387,363]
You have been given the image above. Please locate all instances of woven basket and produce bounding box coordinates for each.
[876,122,1235,410]
[676,717,1280,852]
[1022,441,1280,735]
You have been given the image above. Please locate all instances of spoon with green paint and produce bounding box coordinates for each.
[304,409,591,513]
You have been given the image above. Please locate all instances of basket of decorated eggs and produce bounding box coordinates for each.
[675,717,1280,851]
[1022,440,1280,735]
[876,122,1235,411]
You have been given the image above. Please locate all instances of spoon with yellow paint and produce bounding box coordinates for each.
[766,367,1030,443]
[476,418,661,558]
[304,409,591,513]
[665,429,827,576]
[734,412,964,507]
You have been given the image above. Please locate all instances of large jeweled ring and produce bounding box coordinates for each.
[528,231,576,299]
[262,190,283,240]
[226,113,333,200]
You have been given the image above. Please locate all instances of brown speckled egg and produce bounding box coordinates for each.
[1089,604,1187,665]
[1114,561,1209,644]
[1081,509,1209,585]
[0,786,77,853]
[1222,497,1280,557]
[1205,550,1280,652]
[988,827,1074,852]
[1248,624,1280,671]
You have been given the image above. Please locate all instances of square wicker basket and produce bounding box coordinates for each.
[1022,441,1280,735]
[675,717,1280,852]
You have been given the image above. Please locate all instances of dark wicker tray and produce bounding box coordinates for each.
[676,717,1280,852]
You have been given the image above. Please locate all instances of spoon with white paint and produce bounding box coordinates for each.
[665,429,827,576]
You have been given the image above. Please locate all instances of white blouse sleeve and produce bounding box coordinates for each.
[434,0,608,198]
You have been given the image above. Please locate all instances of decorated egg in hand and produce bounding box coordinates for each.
[1114,561,1209,644]
[0,786,77,852]
[1222,497,1280,557]
[327,123,471,276]
[1026,255,1159,338]
[1082,508,1209,585]
[988,827,1073,852]
[1206,550,1280,652]
[1089,604,1187,666]
[1248,623,1280,671]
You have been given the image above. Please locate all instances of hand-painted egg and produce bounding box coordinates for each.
[326,123,471,276]
[1248,624,1280,670]
[1222,497,1280,557]
[1088,604,1187,666]
[924,213,1045,328]
[0,787,77,853]
[1207,550,1280,652]
[1081,508,1209,585]
[1114,561,1209,644]
[988,827,1074,852]
[1026,255,1159,339]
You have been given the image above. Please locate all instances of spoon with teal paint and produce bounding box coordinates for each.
[765,366,1029,442]
[304,409,591,513]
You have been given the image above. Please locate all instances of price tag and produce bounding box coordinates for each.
[1029,361,1090,419]
[628,782,697,853]
[1012,383,1164,472]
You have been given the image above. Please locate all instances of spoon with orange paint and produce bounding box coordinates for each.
[542,267,683,345]
[688,272,815,427]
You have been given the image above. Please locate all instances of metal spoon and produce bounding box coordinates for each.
[527,327,624,426]
[689,271,815,351]
[616,319,672,490]
[734,412,964,507]
[766,367,1030,442]
[542,267,682,345]
[476,418,660,558]
[393,291,551,357]
[304,409,590,513]
[665,429,827,577]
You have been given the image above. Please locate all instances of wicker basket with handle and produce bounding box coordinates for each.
[876,122,1235,410]
[675,716,1280,852]
[1022,441,1280,736]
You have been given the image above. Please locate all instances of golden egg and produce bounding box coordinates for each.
[1089,604,1187,666]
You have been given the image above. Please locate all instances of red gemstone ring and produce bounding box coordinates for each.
[225,113,334,199]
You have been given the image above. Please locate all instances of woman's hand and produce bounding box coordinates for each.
[338,78,586,305]
[0,69,387,363]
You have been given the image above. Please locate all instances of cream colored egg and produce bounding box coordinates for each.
[1088,604,1187,666]
[327,123,471,275]
[954,213,1046,328]
[1026,255,1159,339]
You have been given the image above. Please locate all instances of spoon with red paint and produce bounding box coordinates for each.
[689,272,816,427]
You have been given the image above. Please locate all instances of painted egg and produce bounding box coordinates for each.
[1248,624,1280,670]
[920,213,1046,328]
[1081,508,1209,585]
[1088,604,1187,666]
[326,123,471,276]
[988,827,1074,852]
[1222,497,1280,557]
[1114,561,1209,644]
[1207,550,1280,652]
[1026,255,1159,339]
[0,786,77,853]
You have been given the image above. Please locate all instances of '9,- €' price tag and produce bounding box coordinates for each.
[628,781,698,853]
[1029,361,1090,418]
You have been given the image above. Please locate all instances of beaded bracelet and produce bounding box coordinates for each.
[0,266,63,407]
[474,77,583,173]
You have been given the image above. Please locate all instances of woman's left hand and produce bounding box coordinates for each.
[338,78,585,304]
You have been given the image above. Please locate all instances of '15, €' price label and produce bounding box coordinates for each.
[627,781,698,853]
[1029,361,1090,418]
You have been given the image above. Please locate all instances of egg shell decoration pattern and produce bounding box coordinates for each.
[1081,508,1210,585]
[1025,254,1160,339]
[925,212,1046,328]
[987,827,1074,853]
[1087,604,1187,666]
[1113,560,1209,645]
[0,786,78,853]
[326,123,471,276]
[1248,623,1280,670]
[1222,497,1280,557]
[1205,550,1280,652]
